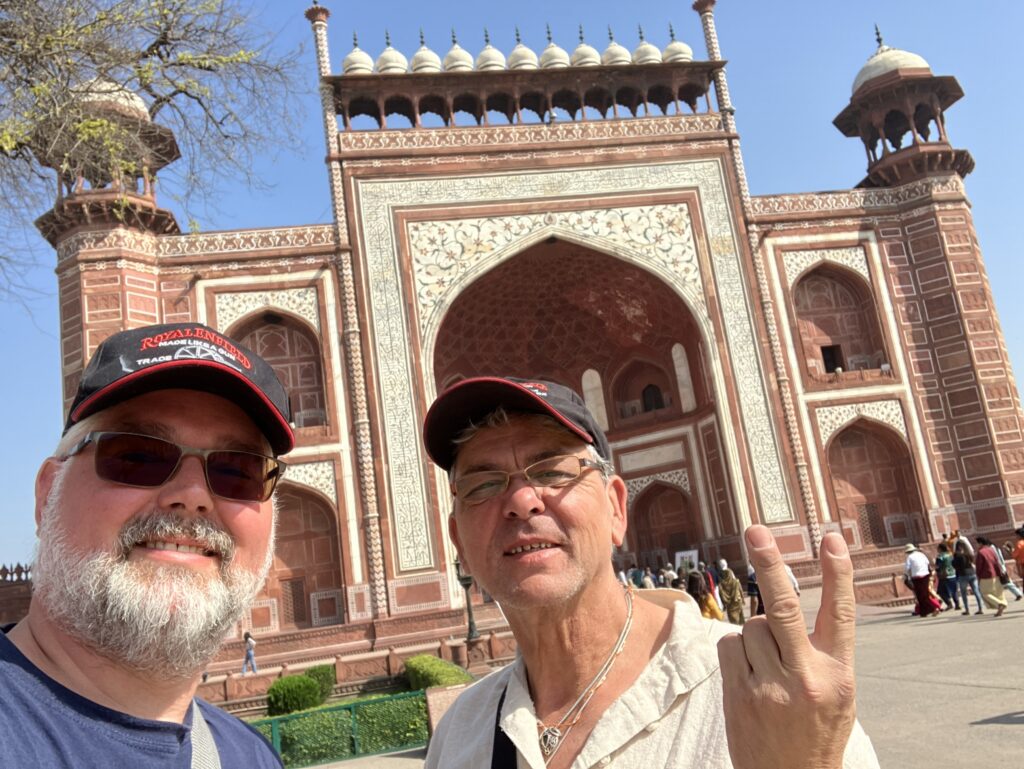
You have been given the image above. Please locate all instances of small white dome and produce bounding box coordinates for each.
[663,39,693,63]
[540,41,570,68]
[571,27,599,67]
[410,31,442,73]
[476,32,507,71]
[444,33,474,71]
[508,41,539,69]
[852,42,930,94]
[76,78,149,119]
[633,28,661,65]
[602,29,631,66]
[342,34,374,74]
[376,34,408,74]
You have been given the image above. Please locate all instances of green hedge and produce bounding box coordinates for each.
[354,694,428,753]
[404,654,473,690]
[303,664,336,702]
[266,675,322,716]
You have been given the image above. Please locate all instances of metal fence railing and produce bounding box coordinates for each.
[251,690,428,767]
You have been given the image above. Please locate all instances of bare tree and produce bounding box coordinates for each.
[0,0,304,298]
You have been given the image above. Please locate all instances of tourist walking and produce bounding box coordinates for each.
[716,559,746,625]
[953,542,984,615]
[686,571,724,621]
[974,538,1008,617]
[241,631,258,674]
[934,543,960,611]
[978,536,1023,601]
[904,544,939,617]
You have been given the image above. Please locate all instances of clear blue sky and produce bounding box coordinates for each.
[3,0,1023,564]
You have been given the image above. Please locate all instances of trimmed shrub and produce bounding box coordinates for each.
[304,664,336,702]
[353,694,428,754]
[266,674,322,716]
[278,709,353,767]
[403,654,473,691]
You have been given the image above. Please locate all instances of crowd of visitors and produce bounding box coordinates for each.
[903,527,1024,619]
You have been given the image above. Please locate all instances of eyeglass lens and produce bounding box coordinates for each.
[93,432,277,502]
[455,455,584,504]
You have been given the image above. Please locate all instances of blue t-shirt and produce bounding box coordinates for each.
[0,626,282,768]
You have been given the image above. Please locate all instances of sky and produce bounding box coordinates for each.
[2,0,1023,565]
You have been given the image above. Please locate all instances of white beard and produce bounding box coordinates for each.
[32,463,275,679]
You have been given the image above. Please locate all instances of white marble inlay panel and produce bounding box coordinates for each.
[815,400,908,446]
[782,247,870,288]
[626,469,691,505]
[215,287,320,333]
[283,461,338,505]
[619,443,686,474]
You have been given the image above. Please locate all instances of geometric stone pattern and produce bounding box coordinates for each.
[283,461,338,505]
[815,400,908,446]
[410,204,703,338]
[215,287,321,333]
[309,589,345,627]
[626,469,691,505]
[356,158,794,560]
[751,176,965,218]
[783,247,870,288]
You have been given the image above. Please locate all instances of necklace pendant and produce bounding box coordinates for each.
[539,725,562,756]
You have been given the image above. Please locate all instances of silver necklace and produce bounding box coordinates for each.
[536,587,634,762]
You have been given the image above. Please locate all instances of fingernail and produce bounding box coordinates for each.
[746,525,773,551]
[824,534,849,558]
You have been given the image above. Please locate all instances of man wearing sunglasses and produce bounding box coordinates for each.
[0,323,292,768]
[422,376,879,769]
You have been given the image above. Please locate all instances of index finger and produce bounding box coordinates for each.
[746,524,812,670]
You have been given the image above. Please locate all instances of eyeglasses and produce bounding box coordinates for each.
[64,432,285,502]
[452,454,604,506]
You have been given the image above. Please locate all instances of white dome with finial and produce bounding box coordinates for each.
[444,31,474,71]
[508,28,539,70]
[76,78,149,119]
[571,26,600,67]
[852,28,930,94]
[539,25,570,68]
[410,31,442,73]
[632,27,661,65]
[476,30,507,70]
[343,37,374,74]
[376,32,408,74]
[602,28,631,66]
[662,23,693,63]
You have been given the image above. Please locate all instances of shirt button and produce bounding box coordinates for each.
[599,757,612,766]
[645,721,660,733]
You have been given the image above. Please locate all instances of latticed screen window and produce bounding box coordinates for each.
[855,502,887,546]
[281,578,307,625]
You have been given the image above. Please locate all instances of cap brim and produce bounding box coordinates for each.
[69,360,294,455]
[423,377,593,470]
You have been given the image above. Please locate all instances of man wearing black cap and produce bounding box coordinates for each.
[0,323,292,768]
[423,377,878,769]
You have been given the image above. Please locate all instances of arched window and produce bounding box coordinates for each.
[642,384,665,412]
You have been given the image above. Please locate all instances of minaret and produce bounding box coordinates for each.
[305,1,390,619]
[33,79,180,246]
[834,29,974,187]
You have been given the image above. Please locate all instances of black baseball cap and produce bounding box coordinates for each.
[423,376,611,471]
[65,323,294,455]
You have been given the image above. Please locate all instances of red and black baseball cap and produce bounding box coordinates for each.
[65,323,294,455]
[423,376,611,471]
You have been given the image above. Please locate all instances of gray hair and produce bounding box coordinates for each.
[448,407,615,480]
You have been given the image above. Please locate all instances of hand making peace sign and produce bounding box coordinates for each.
[718,525,857,769]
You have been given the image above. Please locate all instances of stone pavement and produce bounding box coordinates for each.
[330,587,1023,768]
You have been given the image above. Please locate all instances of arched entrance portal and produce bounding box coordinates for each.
[631,484,702,570]
[827,421,925,548]
[433,237,734,558]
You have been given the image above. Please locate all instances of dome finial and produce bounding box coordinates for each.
[579,24,585,43]
[874,24,883,48]
[483,27,490,46]
[546,23,553,44]
[419,28,425,47]
[384,29,391,48]
[515,26,522,44]
[352,31,359,48]
[608,25,615,42]
[669,23,676,42]
[451,28,458,46]
[638,25,645,42]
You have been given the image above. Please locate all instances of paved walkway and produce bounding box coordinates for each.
[331,588,1023,767]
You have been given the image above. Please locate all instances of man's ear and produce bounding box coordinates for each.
[606,475,629,548]
[34,458,61,529]
[448,511,470,576]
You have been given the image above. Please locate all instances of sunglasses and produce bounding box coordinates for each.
[64,431,285,502]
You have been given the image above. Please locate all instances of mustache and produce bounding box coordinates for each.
[115,513,236,563]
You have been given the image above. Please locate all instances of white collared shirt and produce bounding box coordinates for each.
[425,595,879,768]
